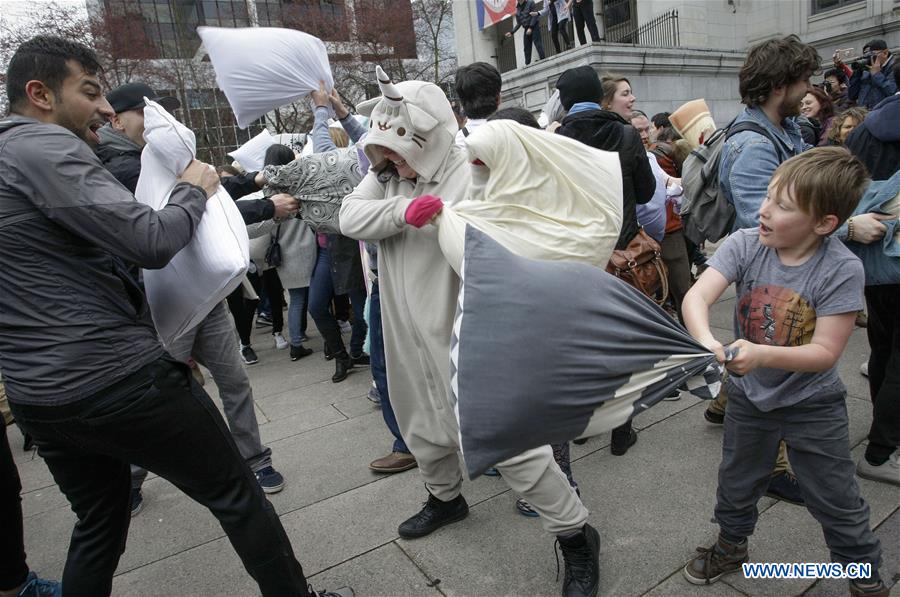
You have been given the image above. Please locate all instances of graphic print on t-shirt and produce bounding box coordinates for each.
[737,284,816,347]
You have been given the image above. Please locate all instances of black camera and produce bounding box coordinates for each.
[823,80,833,94]
[851,52,876,71]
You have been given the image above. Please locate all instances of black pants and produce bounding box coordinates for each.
[523,27,545,65]
[9,357,309,597]
[550,17,571,53]
[572,0,600,45]
[226,276,260,346]
[864,284,900,464]
[0,423,29,592]
[262,268,285,334]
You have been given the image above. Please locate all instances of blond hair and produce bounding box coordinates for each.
[770,146,869,226]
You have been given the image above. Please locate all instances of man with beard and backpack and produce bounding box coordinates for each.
[686,35,820,507]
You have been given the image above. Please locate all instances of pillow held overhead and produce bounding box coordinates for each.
[198,26,334,129]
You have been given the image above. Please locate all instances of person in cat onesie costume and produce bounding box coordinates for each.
[339,66,601,597]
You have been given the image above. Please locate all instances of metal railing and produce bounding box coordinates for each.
[606,8,679,47]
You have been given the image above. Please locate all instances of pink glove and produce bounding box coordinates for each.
[405,195,444,228]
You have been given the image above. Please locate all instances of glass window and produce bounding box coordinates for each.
[810,0,864,15]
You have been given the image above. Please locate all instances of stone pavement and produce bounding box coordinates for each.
[10,288,899,597]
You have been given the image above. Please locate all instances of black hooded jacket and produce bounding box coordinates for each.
[556,109,656,249]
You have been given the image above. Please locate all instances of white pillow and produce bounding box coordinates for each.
[136,98,250,346]
[229,129,274,172]
[198,26,334,129]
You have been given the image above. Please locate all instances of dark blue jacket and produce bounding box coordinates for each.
[846,93,900,181]
[511,0,539,33]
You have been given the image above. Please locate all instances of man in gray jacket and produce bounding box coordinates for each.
[0,36,348,597]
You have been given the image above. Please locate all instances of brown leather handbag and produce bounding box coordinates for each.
[605,227,669,305]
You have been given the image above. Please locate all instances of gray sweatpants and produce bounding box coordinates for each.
[715,381,882,571]
[133,302,271,489]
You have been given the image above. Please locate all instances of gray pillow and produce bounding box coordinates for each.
[452,226,721,479]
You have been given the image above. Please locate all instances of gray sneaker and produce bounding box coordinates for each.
[857,451,900,487]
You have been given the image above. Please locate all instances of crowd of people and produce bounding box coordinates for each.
[0,27,897,597]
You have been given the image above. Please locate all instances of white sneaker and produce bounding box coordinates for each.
[857,451,900,487]
[273,333,289,350]
[860,361,868,377]
[338,320,352,334]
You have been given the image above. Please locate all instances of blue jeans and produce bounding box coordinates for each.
[308,247,367,357]
[369,281,409,454]
[287,287,309,347]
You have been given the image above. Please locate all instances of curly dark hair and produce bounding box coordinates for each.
[6,35,102,112]
[739,35,820,107]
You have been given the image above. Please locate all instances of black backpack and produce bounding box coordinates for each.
[680,120,782,244]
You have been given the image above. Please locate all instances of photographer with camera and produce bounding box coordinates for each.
[822,67,855,112]
[834,39,896,110]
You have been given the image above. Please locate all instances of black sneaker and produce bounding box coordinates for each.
[398,493,469,539]
[704,409,725,425]
[765,471,804,506]
[557,523,601,597]
[350,352,370,366]
[240,345,259,365]
[610,425,637,456]
[683,535,748,585]
[130,488,144,517]
[255,313,273,328]
[290,345,313,361]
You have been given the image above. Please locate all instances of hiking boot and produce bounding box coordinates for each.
[290,344,313,361]
[398,493,469,539]
[369,451,417,473]
[765,471,804,505]
[240,345,259,365]
[610,424,637,456]
[13,571,61,597]
[308,586,355,597]
[332,351,352,383]
[704,408,725,425]
[557,523,601,597]
[130,488,144,517]
[254,466,285,494]
[849,579,890,597]
[857,451,900,487]
[683,535,748,585]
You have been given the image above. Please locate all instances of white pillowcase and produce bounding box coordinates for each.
[136,98,250,347]
[198,26,334,129]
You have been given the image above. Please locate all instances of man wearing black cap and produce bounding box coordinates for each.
[97,81,292,511]
[96,82,180,193]
[840,39,896,110]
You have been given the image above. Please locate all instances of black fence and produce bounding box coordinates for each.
[606,8,679,48]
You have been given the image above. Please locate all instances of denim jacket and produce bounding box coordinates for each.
[838,171,900,286]
[719,106,807,232]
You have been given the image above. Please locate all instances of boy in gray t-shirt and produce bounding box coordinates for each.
[679,148,887,596]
